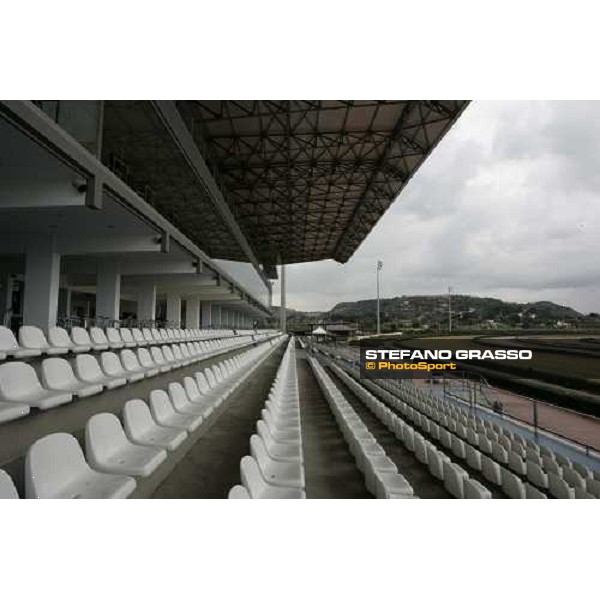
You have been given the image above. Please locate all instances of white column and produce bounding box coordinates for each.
[201,301,212,328]
[23,236,61,331]
[186,297,200,328]
[167,293,182,327]
[96,259,121,321]
[137,282,156,322]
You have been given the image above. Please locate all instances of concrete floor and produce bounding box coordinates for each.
[297,352,372,499]
[151,344,286,498]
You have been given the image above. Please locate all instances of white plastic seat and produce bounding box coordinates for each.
[86,413,167,477]
[41,358,103,398]
[168,382,210,418]
[443,461,467,498]
[0,325,41,358]
[548,472,575,499]
[527,460,549,489]
[0,362,72,409]
[228,485,250,499]
[120,349,154,379]
[75,354,127,389]
[501,469,526,499]
[150,346,172,372]
[464,479,492,499]
[256,421,303,462]
[47,326,76,353]
[123,399,187,451]
[101,351,144,383]
[0,469,19,499]
[240,456,305,499]
[162,345,183,368]
[131,327,148,346]
[142,329,155,345]
[26,433,136,499]
[137,348,160,377]
[149,389,202,432]
[525,482,547,499]
[481,455,502,486]
[89,327,110,351]
[250,435,305,489]
[106,328,125,349]
[183,376,215,414]
[19,325,68,355]
[71,327,94,351]
[0,400,30,424]
[119,328,138,347]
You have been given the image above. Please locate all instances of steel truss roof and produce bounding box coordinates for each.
[101,100,468,271]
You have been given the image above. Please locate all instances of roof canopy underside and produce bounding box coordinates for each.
[102,100,468,270]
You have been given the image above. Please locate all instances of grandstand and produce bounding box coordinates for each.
[9,99,598,499]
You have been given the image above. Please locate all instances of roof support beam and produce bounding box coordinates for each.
[151,101,266,282]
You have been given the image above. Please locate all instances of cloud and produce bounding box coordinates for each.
[273,101,600,314]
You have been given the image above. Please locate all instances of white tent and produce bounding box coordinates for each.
[312,326,327,336]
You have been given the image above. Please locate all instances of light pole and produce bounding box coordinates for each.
[376,260,383,335]
[448,286,453,334]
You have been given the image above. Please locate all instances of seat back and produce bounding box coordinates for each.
[123,399,154,437]
[205,368,217,388]
[25,433,90,498]
[100,352,124,376]
[128,328,143,343]
[19,325,48,349]
[184,377,201,401]
[0,326,19,352]
[121,349,141,371]
[240,456,266,498]
[48,327,72,348]
[149,389,175,420]
[121,328,136,343]
[162,346,176,362]
[150,346,166,365]
[75,354,104,381]
[41,357,76,388]
[86,413,128,462]
[228,485,250,499]
[168,382,189,410]
[0,469,18,499]
[142,328,154,342]
[0,362,41,399]
[71,327,92,346]
[137,347,155,368]
[195,372,210,394]
[89,327,109,345]
[106,328,123,344]
[250,435,271,469]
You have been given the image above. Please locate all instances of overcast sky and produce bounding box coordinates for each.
[272,101,600,315]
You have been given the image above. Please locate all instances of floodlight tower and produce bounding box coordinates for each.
[448,286,453,333]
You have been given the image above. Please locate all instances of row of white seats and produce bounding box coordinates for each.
[309,356,417,499]
[0,324,264,361]
[377,376,599,499]
[0,335,267,424]
[229,337,306,499]
[0,337,283,498]
[328,362,493,499]
[346,368,541,498]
